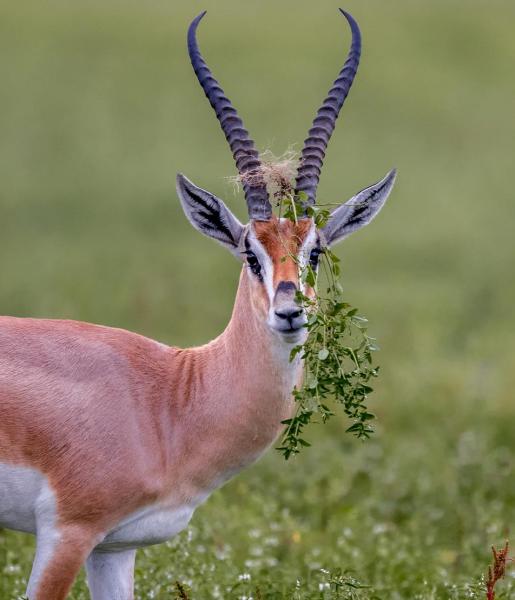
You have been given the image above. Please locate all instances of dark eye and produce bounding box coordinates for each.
[309,248,321,269]
[246,252,262,278]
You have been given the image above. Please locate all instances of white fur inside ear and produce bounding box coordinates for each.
[321,168,396,246]
[176,173,244,257]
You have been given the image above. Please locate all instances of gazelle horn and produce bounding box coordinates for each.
[295,9,362,210]
[187,11,272,221]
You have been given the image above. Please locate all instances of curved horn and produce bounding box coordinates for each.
[295,9,362,209]
[187,11,272,221]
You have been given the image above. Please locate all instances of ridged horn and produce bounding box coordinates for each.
[187,11,272,221]
[295,9,362,209]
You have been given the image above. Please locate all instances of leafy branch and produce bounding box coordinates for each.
[276,192,379,459]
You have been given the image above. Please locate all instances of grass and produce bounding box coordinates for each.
[1,0,515,598]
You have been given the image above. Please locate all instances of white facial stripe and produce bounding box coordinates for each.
[297,221,318,293]
[245,227,275,305]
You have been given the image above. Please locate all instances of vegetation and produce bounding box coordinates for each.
[1,0,515,598]
[278,196,380,459]
[486,542,510,600]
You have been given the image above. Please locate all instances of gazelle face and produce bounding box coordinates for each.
[176,171,396,343]
[243,218,318,342]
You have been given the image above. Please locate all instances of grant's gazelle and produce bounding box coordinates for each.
[0,9,395,599]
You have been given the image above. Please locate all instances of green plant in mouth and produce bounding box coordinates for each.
[276,192,380,460]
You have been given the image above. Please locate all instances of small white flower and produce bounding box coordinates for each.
[372,523,388,535]
[244,559,261,569]
[264,536,279,546]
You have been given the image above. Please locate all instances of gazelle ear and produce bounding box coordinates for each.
[176,174,245,257]
[321,169,397,246]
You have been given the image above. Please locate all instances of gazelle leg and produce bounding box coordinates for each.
[26,527,60,600]
[26,524,98,600]
[85,548,137,600]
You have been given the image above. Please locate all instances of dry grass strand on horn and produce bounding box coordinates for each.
[227,148,299,205]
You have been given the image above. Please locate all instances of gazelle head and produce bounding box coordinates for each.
[176,10,396,344]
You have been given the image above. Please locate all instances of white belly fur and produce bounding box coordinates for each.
[0,462,56,534]
[97,502,197,551]
[0,461,205,551]
[96,468,245,550]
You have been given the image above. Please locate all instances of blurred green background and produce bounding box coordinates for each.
[1,0,515,598]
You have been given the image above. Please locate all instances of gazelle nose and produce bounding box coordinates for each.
[274,307,303,321]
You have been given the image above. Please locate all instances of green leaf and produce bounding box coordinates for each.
[289,345,303,361]
[297,438,311,447]
[307,377,318,390]
[361,412,376,421]
[318,348,329,360]
[346,422,364,433]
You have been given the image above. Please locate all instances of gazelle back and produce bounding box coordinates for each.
[0,9,396,600]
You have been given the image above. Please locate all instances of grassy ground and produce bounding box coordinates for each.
[1,0,515,598]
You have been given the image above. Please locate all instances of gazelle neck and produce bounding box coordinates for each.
[221,266,302,383]
[167,268,302,498]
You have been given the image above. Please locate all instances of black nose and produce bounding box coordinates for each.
[274,307,303,321]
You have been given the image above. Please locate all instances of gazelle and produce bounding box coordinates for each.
[0,9,395,600]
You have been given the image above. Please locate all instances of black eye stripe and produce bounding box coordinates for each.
[242,248,263,279]
[309,247,322,268]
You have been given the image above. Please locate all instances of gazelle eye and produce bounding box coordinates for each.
[309,248,321,269]
[246,252,262,278]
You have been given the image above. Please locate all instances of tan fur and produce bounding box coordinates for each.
[254,217,313,287]
[37,525,100,599]
[0,264,303,599]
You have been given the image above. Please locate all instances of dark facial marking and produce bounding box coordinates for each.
[187,187,235,243]
[243,236,263,280]
[275,281,297,296]
[308,234,323,270]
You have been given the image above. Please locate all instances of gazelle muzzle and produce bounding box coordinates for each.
[271,280,307,337]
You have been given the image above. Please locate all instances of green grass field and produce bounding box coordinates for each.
[1,1,515,598]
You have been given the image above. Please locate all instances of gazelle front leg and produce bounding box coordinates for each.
[26,523,98,600]
[85,548,136,600]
